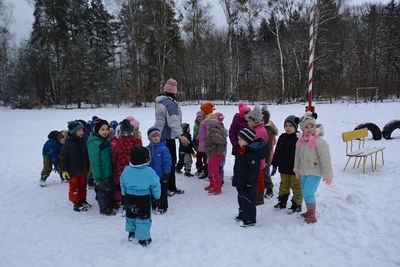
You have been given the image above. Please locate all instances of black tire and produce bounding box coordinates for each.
[382,120,400,139]
[354,123,382,140]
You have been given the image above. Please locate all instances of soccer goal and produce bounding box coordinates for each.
[349,87,379,104]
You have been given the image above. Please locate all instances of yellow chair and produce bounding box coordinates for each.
[342,128,385,174]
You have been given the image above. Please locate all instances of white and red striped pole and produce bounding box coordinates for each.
[307,3,316,112]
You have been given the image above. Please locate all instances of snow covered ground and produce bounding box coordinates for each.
[1,102,400,267]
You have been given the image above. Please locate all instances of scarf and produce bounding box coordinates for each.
[296,128,320,150]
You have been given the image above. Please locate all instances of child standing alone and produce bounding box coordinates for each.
[120,146,161,247]
[232,127,266,227]
[294,112,333,224]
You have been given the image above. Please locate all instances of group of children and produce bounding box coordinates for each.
[40,102,333,246]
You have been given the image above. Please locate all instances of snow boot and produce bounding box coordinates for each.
[73,202,88,212]
[274,194,289,209]
[256,191,264,206]
[198,173,208,179]
[39,175,48,187]
[176,169,182,174]
[101,208,116,216]
[138,238,152,247]
[128,232,135,241]
[80,200,92,209]
[184,171,194,177]
[239,221,256,227]
[264,188,274,198]
[288,200,302,213]
[304,203,317,224]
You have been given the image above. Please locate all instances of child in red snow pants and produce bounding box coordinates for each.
[69,175,87,203]
[207,153,224,194]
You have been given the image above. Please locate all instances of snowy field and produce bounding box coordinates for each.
[0,102,400,267]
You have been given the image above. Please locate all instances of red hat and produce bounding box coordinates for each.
[200,101,215,115]
[163,79,177,94]
[238,102,251,117]
[215,112,224,122]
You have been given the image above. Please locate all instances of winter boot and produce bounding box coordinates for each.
[176,169,182,174]
[256,191,264,206]
[128,232,135,241]
[235,210,243,222]
[198,173,208,179]
[288,200,302,213]
[264,188,274,198]
[274,194,289,209]
[101,208,116,216]
[39,175,48,187]
[138,238,152,247]
[184,171,194,177]
[239,221,256,227]
[304,203,317,224]
[73,202,88,212]
[81,200,92,209]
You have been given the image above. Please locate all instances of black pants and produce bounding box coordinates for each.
[166,139,178,191]
[94,177,115,213]
[237,187,257,223]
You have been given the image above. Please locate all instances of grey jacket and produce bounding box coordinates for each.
[154,94,183,140]
[205,123,227,156]
[294,125,333,179]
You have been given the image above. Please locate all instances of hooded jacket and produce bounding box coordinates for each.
[154,94,183,140]
[147,141,172,180]
[228,113,248,156]
[59,135,89,177]
[87,133,113,180]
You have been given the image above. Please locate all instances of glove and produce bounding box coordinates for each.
[270,166,277,176]
[244,183,252,192]
[62,171,70,181]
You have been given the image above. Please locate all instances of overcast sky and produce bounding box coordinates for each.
[8,0,391,44]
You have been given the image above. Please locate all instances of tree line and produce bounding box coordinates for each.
[0,0,399,108]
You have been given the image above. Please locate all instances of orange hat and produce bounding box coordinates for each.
[200,101,215,115]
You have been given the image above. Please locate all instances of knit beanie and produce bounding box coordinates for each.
[261,105,270,122]
[238,102,251,117]
[130,146,150,166]
[238,127,256,144]
[120,119,134,136]
[299,111,318,131]
[181,123,190,134]
[247,106,263,123]
[163,78,177,94]
[284,115,300,130]
[215,112,225,122]
[68,120,84,135]
[109,120,118,130]
[126,115,140,130]
[93,119,109,134]
[196,111,203,118]
[147,127,161,140]
[200,101,215,115]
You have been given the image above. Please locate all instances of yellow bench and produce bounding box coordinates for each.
[342,128,385,174]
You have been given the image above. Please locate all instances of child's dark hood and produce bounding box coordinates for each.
[247,138,266,158]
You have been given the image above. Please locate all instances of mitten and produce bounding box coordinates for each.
[162,175,169,183]
[244,183,252,192]
[62,171,70,181]
[270,166,277,176]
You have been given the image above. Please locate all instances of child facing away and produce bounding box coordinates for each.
[294,111,333,224]
[112,119,143,207]
[232,127,266,227]
[59,121,91,212]
[204,113,227,195]
[87,119,117,216]
[147,127,172,213]
[176,123,195,177]
[192,111,203,175]
[271,115,303,213]
[120,146,161,247]
[40,130,63,187]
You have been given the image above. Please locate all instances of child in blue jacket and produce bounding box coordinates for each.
[147,127,172,214]
[40,130,63,187]
[120,146,161,247]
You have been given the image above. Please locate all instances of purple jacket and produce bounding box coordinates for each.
[228,113,248,156]
[198,118,207,152]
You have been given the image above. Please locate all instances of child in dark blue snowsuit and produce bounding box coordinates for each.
[120,146,161,247]
[40,130,63,187]
[232,127,266,227]
[176,123,195,177]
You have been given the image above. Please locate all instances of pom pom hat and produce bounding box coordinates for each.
[238,102,251,117]
[163,79,177,94]
[299,111,318,131]
[200,101,215,115]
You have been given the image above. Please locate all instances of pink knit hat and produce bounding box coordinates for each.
[163,78,177,94]
[215,112,224,122]
[126,115,140,130]
[238,102,251,117]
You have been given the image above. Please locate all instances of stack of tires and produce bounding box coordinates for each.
[354,120,400,140]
